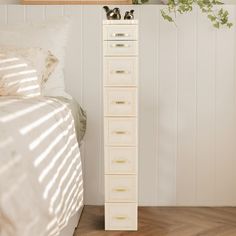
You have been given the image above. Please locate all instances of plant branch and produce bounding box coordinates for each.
[160,0,233,29]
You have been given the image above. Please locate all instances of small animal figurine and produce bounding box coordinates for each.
[103,6,121,20]
[124,10,135,20]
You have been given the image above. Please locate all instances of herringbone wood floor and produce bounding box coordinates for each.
[74,206,236,236]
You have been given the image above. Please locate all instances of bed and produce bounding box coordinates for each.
[0,95,86,236]
[0,15,87,236]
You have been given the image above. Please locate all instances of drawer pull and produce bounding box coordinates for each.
[114,131,127,135]
[111,70,130,75]
[112,44,129,48]
[114,188,127,192]
[112,33,129,37]
[114,159,127,164]
[115,70,126,74]
[113,101,126,105]
[115,216,127,220]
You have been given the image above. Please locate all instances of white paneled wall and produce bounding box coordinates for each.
[1,0,235,4]
[0,0,163,3]
[0,4,236,206]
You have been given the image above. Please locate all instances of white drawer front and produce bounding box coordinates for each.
[105,147,137,174]
[105,175,137,202]
[104,118,137,146]
[104,88,137,116]
[104,57,138,86]
[105,203,137,231]
[103,41,138,56]
[103,25,138,41]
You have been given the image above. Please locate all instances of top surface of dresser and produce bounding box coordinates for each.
[103,20,138,25]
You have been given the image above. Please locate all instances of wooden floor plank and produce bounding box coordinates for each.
[74,206,236,236]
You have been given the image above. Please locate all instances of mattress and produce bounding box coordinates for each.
[0,96,84,236]
[54,96,87,145]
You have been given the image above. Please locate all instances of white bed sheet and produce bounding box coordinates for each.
[0,96,83,236]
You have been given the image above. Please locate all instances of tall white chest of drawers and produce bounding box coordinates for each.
[103,20,138,231]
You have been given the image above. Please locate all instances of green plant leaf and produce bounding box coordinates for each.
[159,0,233,29]
[161,10,174,22]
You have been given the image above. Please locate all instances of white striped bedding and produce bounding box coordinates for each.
[0,96,83,236]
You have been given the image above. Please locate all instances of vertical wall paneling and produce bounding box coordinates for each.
[139,5,158,206]
[157,6,178,206]
[0,5,7,24]
[64,5,83,104]
[7,5,26,23]
[196,9,216,205]
[176,8,197,205]
[1,5,236,206]
[154,7,159,206]
[82,6,103,205]
[25,6,45,22]
[99,6,103,207]
[45,5,64,18]
[234,6,236,204]
[215,5,236,206]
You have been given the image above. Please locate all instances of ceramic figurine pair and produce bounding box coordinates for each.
[103,6,135,20]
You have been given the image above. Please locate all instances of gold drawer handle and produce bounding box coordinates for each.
[113,101,126,105]
[114,188,127,192]
[111,70,130,75]
[114,131,127,135]
[112,33,129,37]
[115,70,126,74]
[114,159,127,164]
[112,44,129,48]
[115,216,127,220]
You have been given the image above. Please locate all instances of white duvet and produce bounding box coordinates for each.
[0,96,83,236]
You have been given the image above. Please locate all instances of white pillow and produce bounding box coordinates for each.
[0,46,58,88]
[0,17,71,98]
[0,53,40,97]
